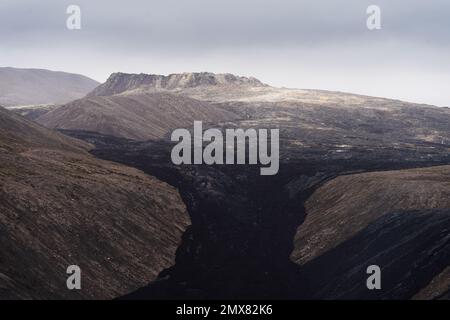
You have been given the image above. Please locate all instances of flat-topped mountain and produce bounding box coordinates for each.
[291,165,450,299]
[0,67,99,107]
[0,107,190,299]
[88,72,266,97]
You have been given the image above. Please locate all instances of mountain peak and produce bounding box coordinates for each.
[88,72,266,97]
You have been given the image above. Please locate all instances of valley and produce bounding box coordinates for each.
[1,71,449,300]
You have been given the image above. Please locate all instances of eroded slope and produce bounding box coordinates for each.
[0,107,190,299]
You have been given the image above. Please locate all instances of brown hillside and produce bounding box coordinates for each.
[0,107,190,299]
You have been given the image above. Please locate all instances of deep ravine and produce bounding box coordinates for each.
[60,129,450,300]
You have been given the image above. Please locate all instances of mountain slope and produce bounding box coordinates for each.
[301,209,450,300]
[36,91,238,140]
[0,67,99,106]
[0,107,190,299]
[86,71,440,110]
[291,165,450,299]
[87,72,266,97]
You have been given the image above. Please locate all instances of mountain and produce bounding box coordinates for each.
[36,91,238,140]
[80,130,450,300]
[87,72,266,97]
[38,71,450,146]
[12,70,450,299]
[86,71,439,110]
[0,67,99,106]
[291,165,450,299]
[0,107,190,299]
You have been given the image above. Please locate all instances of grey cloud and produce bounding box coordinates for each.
[2,0,449,48]
[1,0,450,106]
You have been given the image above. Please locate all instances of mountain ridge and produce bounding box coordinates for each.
[87,72,267,97]
[0,67,99,106]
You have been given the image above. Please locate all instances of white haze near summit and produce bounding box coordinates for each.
[1,0,450,106]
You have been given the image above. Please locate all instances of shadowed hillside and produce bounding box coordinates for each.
[291,166,450,299]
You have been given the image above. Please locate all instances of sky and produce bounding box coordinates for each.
[1,0,450,106]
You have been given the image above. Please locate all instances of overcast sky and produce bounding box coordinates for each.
[1,0,450,106]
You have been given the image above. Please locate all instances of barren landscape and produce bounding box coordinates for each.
[0,69,449,300]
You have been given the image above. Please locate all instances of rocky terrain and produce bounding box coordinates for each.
[2,70,449,299]
[0,107,190,299]
[48,72,450,300]
[0,67,98,107]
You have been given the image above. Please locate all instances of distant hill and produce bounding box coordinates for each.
[36,91,238,140]
[0,67,99,106]
[0,107,189,299]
